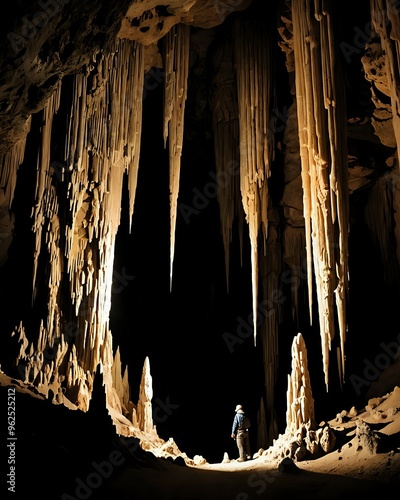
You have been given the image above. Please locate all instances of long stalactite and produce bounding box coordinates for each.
[234,10,274,342]
[163,23,191,290]
[291,0,349,389]
[210,34,243,292]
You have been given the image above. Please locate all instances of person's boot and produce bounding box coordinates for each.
[237,457,245,462]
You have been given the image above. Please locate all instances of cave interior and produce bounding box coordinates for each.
[0,0,400,492]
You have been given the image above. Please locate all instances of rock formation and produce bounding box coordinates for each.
[262,332,336,462]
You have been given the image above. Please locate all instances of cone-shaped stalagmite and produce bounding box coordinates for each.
[286,333,315,432]
[137,356,156,435]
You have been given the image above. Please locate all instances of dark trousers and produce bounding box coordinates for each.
[236,429,251,459]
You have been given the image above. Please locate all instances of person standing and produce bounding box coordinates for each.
[231,404,251,462]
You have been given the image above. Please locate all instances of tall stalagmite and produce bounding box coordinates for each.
[286,332,315,432]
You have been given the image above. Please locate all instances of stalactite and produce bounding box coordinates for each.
[32,81,62,314]
[291,0,349,389]
[163,23,191,290]
[127,42,146,230]
[63,38,145,377]
[210,36,242,291]
[0,118,32,268]
[234,12,274,342]
[0,116,31,209]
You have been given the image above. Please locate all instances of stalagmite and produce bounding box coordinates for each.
[163,23,191,290]
[137,356,156,435]
[234,12,274,342]
[110,346,132,416]
[286,333,315,432]
[263,332,337,461]
[291,0,349,388]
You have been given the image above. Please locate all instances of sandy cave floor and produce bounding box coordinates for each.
[98,385,400,499]
[103,451,400,500]
[1,371,400,500]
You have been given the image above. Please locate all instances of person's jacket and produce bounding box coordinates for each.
[231,411,248,435]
